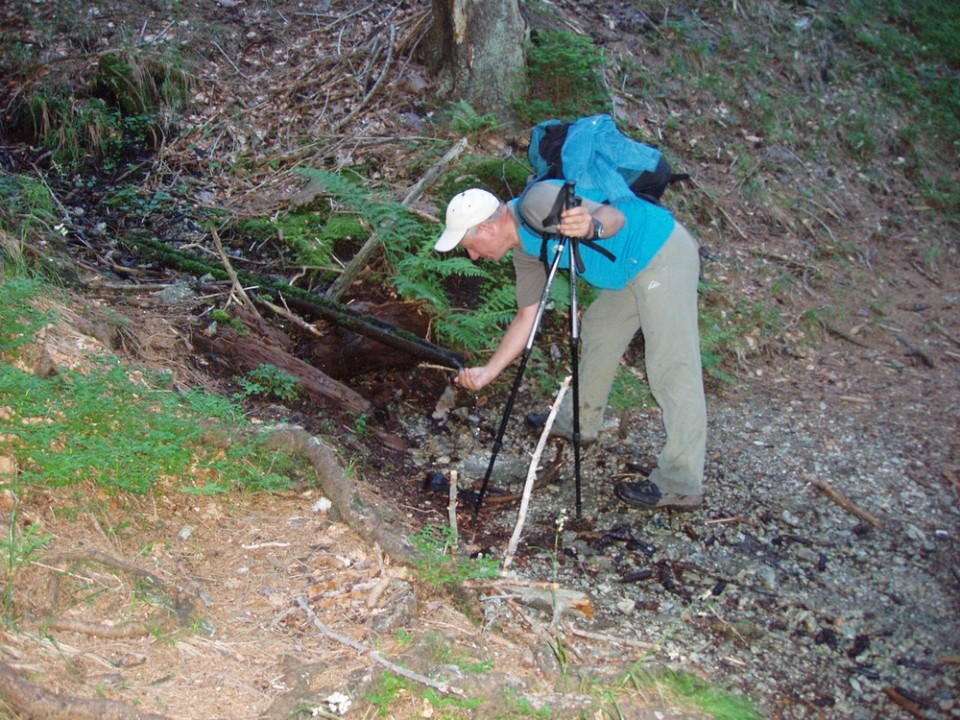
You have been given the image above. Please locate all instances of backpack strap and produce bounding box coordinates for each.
[515,182,617,272]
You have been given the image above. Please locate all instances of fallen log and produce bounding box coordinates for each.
[269,282,462,371]
[131,236,464,370]
[302,299,433,380]
[192,322,373,417]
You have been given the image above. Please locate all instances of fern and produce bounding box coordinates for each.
[297,166,523,354]
[434,282,517,351]
[448,100,500,136]
[394,248,492,310]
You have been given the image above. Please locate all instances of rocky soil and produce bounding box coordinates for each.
[408,328,960,718]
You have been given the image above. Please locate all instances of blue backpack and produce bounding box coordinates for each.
[527,114,689,204]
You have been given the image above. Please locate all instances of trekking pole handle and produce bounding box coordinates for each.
[562,180,580,211]
[561,181,586,273]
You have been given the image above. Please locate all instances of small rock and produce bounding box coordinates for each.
[431,385,457,422]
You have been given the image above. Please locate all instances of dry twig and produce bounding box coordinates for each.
[211,226,261,319]
[894,333,935,368]
[818,317,872,349]
[690,176,749,241]
[297,596,464,696]
[331,25,396,132]
[882,686,929,719]
[566,625,657,650]
[931,321,960,349]
[447,469,459,538]
[806,475,884,530]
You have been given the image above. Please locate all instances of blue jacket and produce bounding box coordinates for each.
[512,181,675,291]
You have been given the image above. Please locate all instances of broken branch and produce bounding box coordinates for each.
[503,376,571,571]
[297,596,464,696]
[805,475,884,530]
[894,333,935,368]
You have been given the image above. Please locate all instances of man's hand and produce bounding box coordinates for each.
[455,366,497,391]
[558,205,595,239]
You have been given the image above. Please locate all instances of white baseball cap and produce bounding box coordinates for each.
[434,188,501,252]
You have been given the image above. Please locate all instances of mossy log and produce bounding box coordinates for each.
[131,236,464,370]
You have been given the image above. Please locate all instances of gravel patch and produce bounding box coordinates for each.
[408,352,960,719]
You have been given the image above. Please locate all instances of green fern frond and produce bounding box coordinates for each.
[298,166,528,355]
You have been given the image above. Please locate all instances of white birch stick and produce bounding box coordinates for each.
[502,376,571,570]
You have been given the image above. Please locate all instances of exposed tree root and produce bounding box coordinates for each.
[45,617,150,639]
[0,660,169,720]
[262,426,418,565]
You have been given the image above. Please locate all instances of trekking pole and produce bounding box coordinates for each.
[472,181,578,518]
[565,192,585,519]
[472,236,569,518]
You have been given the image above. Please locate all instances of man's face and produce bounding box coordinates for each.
[460,222,510,262]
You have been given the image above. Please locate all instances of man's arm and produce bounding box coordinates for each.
[455,303,539,391]
[558,203,625,240]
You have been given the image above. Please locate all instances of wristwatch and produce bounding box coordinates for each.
[592,218,605,240]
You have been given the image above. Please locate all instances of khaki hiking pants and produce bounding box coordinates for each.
[552,222,707,495]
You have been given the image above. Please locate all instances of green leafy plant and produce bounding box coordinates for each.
[522,29,610,122]
[296,167,519,354]
[234,363,301,402]
[103,185,177,214]
[233,211,364,281]
[350,412,370,439]
[209,308,248,334]
[448,100,500,136]
[409,525,499,587]
[365,671,415,718]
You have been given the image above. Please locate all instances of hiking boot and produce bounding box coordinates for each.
[524,412,596,447]
[624,461,653,477]
[614,479,702,511]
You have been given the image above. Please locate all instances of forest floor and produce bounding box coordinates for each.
[0,1,958,719]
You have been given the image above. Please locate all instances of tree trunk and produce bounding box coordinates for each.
[423,0,527,123]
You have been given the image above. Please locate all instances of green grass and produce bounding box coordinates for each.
[618,663,764,720]
[408,525,500,587]
[521,29,611,123]
[0,277,302,496]
[4,42,193,170]
[608,365,656,411]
